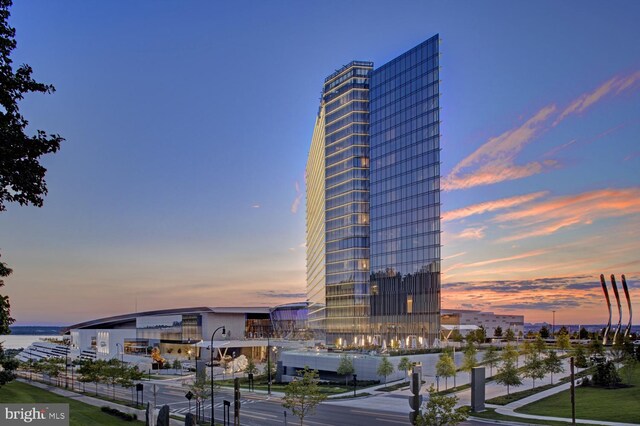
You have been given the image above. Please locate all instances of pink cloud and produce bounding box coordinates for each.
[493,187,640,242]
[443,191,548,222]
[443,105,556,190]
[554,70,640,125]
[454,226,487,240]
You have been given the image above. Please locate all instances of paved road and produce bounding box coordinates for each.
[25,373,491,426]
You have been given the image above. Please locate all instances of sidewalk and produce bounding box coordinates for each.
[18,378,183,426]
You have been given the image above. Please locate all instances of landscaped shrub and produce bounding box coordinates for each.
[100,406,137,421]
[592,361,622,388]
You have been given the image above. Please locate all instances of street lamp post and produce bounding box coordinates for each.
[267,334,272,395]
[65,342,69,389]
[210,326,225,426]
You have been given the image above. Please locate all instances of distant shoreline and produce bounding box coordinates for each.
[8,326,64,336]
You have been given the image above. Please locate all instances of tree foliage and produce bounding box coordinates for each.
[0,0,64,212]
[415,384,469,426]
[493,326,502,338]
[282,366,327,426]
[435,351,456,389]
[376,357,394,384]
[336,354,354,385]
[482,345,500,376]
[505,328,515,342]
[461,341,477,373]
[573,344,588,370]
[556,333,571,353]
[397,356,412,381]
[0,0,64,389]
[522,352,545,389]
[544,350,564,385]
[495,359,522,395]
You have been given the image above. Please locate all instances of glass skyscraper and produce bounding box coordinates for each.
[306,36,440,347]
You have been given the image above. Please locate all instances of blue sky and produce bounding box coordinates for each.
[2,1,639,325]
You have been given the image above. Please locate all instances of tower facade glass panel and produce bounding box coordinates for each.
[322,61,373,344]
[306,110,327,337]
[369,36,441,346]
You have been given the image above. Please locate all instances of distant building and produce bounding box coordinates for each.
[54,305,310,365]
[440,309,524,339]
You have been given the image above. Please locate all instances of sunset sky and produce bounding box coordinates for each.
[2,1,639,326]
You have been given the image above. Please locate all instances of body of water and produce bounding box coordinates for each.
[0,335,63,350]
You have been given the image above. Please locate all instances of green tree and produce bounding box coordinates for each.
[493,326,503,338]
[376,357,394,385]
[461,341,477,373]
[78,359,102,396]
[397,356,412,382]
[482,345,500,376]
[120,365,144,405]
[336,354,355,385]
[556,333,571,353]
[522,352,545,389]
[578,327,589,339]
[495,359,522,395]
[544,350,564,384]
[282,366,327,426]
[0,0,64,388]
[505,328,515,342]
[435,351,456,390]
[502,343,519,366]
[474,325,487,343]
[588,340,604,357]
[172,358,182,373]
[184,369,214,422]
[415,384,469,426]
[102,360,122,400]
[539,326,550,339]
[592,360,621,388]
[573,344,588,371]
[533,334,547,355]
[245,356,259,376]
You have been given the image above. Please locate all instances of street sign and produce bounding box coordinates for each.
[185,391,194,401]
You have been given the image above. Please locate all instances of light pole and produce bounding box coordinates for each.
[267,334,272,395]
[210,326,225,426]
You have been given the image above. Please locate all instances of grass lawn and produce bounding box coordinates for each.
[517,365,640,423]
[0,381,143,425]
[471,408,583,426]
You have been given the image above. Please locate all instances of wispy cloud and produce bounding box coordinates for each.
[290,181,303,214]
[454,226,487,240]
[257,290,306,300]
[444,70,640,191]
[443,251,467,260]
[251,203,261,208]
[554,70,640,125]
[442,105,557,190]
[443,191,548,222]
[493,187,640,242]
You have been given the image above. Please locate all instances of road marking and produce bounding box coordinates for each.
[303,419,335,426]
[350,410,406,419]
[239,411,279,420]
[375,418,405,423]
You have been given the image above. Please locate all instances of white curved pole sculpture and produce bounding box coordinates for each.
[600,274,612,345]
[621,274,632,339]
[610,274,623,344]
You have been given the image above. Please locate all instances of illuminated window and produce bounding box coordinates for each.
[407,295,413,314]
